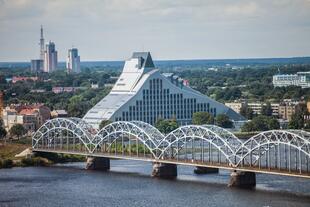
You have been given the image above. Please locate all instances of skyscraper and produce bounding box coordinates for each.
[44,41,58,73]
[66,48,80,73]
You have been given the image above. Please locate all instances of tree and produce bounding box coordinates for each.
[267,118,280,130]
[215,114,233,128]
[240,105,254,120]
[261,102,273,116]
[155,118,179,134]
[0,119,7,139]
[304,120,310,129]
[288,103,308,129]
[241,115,279,132]
[9,124,26,139]
[99,120,112,130]
[192,112,214,125]
[67,95,91,117]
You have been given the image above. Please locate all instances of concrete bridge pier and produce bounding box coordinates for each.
[228,171,256,188]
[152,162,177,179]
[194,166,219,174]
[86,157,110,171]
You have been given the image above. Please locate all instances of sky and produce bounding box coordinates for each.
[0,0,310,62]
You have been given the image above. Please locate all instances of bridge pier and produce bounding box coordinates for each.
[194,166,219,174]
[85,157,110,171]
[152,162,177,179]
[228,171,256,188]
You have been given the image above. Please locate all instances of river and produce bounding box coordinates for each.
[0,160,310,207]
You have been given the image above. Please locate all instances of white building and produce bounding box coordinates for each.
[66,48,80,73]
[83,52,245,129]
[44,41,58,73]
[273,72,310,88]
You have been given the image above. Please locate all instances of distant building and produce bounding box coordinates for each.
[52,87,86,94]
[225,102,279,117]
[273,72,310,88]
[247,103,262,115]
[66,48,80,73]
[307,101,310,113]
[225,102,245,113]
[278,103,297,121]
[0,91,3,118]
[44,41,58,73]
[31,59,43,72]
[91,83,99,89]
[270,103,280,117]
[51,110,68,118]
[12,76,39,84]
[30,89,46,93]
[2,104,51,131]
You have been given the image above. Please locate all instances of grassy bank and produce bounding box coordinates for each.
[0,139,85,169]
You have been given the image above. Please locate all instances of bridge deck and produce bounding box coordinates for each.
[33,148,310,179]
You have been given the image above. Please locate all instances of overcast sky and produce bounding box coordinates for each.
[0,0,310,62]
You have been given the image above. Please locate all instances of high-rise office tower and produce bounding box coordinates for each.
[66,48,80,73]
[44,41,58,73]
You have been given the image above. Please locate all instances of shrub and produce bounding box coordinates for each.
[0,159,14,168]
[21,157,50,167]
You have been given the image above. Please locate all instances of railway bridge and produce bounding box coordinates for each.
[32,118,310,188]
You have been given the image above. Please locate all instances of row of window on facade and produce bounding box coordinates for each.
[115,79,217,124]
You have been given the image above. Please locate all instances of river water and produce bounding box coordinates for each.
[0,160,310,207]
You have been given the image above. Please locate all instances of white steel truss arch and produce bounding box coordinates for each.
[131,120,165,144]
[203,125,243,150]
[236,130,310,168]
[32,118,97,152]
[93,121,162,157]
[157,125,237,165]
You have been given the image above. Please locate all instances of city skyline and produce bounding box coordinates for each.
[0,0,310,62]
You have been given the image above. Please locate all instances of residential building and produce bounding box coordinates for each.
[44,41,58,73]
[83,52,245,129]
[225,102,279,117]
[271,103,280,117]
[12,76,39,84]
[31,59,43,72]
[91,83,99,89]
[247,103,262,115]
[278,103,297,121]
[66,48,81,73]
[0,91,3,118]
[51,110,68,118]
[273,72,310,88]
[307,101,310,113]
[2,104,51,131]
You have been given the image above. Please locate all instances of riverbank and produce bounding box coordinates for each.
[0,139,85,169]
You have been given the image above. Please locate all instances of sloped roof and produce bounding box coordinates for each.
[132,52,155,68]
